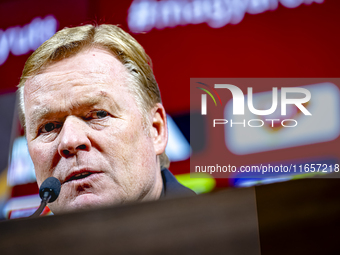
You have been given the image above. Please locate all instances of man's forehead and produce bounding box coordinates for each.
[25,69,114,92]
[25,48,128,93]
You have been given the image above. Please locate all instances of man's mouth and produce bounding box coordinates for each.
[63,170,100,184]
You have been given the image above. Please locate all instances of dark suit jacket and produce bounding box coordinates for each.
[160,168,196,198]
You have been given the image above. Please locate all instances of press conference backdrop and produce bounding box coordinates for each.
[0,0,339,219]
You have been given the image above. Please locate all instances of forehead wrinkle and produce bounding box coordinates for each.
[26,53,129,97]
[70,91,111,109]
[29,69,114,92]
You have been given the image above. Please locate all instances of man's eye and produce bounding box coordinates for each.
[94,110,108,119]
[42,123,59,133]
[85,110,110,121]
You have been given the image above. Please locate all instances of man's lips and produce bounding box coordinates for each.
[63,170,102,184]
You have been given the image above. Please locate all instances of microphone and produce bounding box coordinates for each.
[30,177,61,218]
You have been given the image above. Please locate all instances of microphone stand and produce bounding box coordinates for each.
[30,191,51,218]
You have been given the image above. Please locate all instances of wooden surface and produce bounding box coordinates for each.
[0,187,260,255]
[256,177,340,255]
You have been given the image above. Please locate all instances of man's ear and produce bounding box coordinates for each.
[150,103,168,156]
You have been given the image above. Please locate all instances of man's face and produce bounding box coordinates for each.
[24,48,165,213]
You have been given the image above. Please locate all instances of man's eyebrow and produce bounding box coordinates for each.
[28,107,53,135]
[30,107,52,125]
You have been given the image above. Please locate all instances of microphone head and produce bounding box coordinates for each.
[39,177,61,203]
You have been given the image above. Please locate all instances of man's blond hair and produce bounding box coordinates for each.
[18,24,170,169]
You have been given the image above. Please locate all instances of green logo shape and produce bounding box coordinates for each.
[197,87,217,106]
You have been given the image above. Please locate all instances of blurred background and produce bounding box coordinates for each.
[0,0,339,220]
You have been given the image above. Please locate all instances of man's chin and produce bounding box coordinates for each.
[49,193,113,214]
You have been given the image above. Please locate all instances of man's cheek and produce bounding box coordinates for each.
[29,143,50,182]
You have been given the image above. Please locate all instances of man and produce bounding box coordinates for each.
[18,24,194,214]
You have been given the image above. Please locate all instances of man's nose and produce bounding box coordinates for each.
[58,116,91,158]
